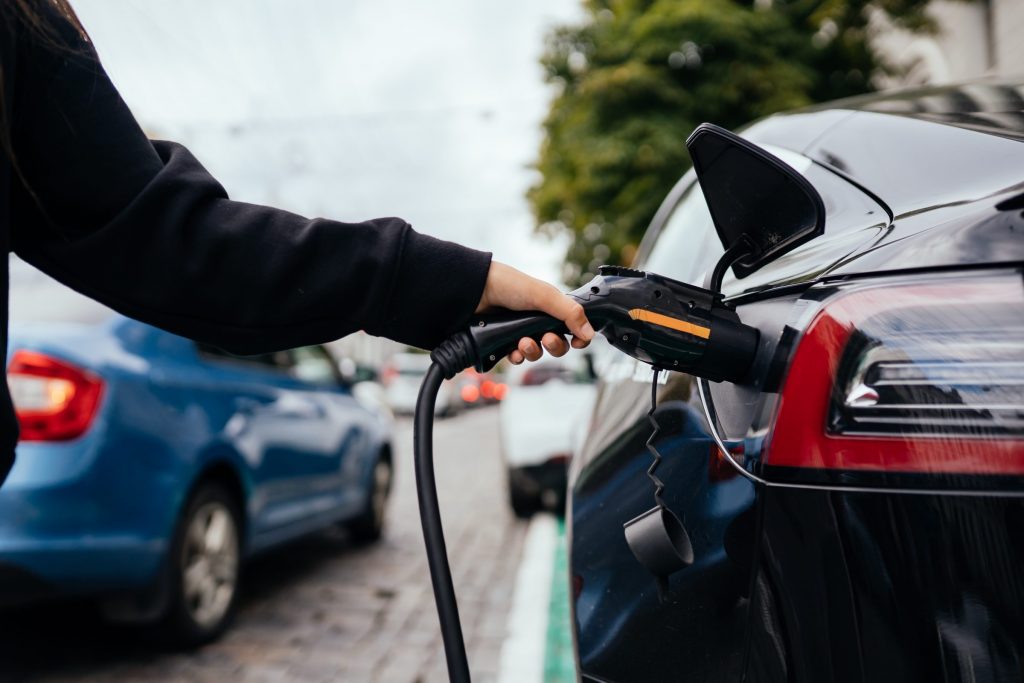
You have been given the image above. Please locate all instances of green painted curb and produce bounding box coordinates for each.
[544,518,577,682]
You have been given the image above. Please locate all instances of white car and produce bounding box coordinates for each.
[499,352,597,517]
[382,352,460,416]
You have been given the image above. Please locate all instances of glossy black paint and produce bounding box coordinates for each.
[748,488,1024,682]
[569,81,1024,683]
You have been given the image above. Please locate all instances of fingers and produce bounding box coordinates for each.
[541,332,569,357]
[508,334,567,364]
[508,333,569,365]
[517,337,543,362]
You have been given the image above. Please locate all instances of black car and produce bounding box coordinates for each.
[569,81,1024,682]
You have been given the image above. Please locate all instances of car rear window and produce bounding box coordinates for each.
[8,257,113,324]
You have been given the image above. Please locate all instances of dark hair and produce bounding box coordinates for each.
[1,0,89,198]
[7,0,86,42]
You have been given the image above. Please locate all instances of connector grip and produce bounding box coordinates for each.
[467,311,570,372]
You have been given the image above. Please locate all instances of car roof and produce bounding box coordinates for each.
[800,78,1024,141]
[741,78,1024,219]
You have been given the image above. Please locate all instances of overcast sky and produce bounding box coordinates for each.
[73,0,583,284]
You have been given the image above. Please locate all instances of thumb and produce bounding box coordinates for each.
[535,282,594,342]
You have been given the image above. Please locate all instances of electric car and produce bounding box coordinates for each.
[0,257,395,644]
[568,80,1024,682]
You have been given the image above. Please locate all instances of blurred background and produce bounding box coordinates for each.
[0,0,1019,681]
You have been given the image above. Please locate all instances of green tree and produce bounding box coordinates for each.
[530,0,937,284]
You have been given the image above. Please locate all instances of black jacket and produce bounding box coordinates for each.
[0,5,491,483]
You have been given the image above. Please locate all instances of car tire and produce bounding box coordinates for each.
[347,456,392,544]
[161,482,242,647]
[509,476,538,519]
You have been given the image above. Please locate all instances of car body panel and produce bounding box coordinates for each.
[749,487,1024,682]
[572,370,754,682]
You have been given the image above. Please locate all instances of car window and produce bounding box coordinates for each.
[289,346,340,386]
[641,182,723,287]
[8,256,113,324]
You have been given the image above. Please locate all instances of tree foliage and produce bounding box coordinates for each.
[530,0,937,284]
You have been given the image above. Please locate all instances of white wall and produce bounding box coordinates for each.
[992,0,1024,75]
[873,0,1023,88]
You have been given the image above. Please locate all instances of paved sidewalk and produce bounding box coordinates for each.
[0,408,528,683]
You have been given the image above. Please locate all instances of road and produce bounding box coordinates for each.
[0,407,533,683]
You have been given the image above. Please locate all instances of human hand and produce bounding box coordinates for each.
[475,261,594,365]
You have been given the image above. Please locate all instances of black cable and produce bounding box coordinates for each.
[645,367,665,509]
[643,367,671,600]
[707,238,754,294]
[414,362,471,683]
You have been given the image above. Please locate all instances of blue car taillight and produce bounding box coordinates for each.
[8,350,105,442]
[765,272,1024,475]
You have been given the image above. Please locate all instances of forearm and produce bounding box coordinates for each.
[13,142,490,352]
[10,8,490,352]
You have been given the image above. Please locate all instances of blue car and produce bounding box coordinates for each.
[0,257,394,644]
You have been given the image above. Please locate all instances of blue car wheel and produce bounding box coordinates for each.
[162,482,242,645]
[345,456,392,544]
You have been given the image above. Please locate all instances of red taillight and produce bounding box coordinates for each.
[8,350,104,442]
[480,379,496,399]
[765,275,1024,475]
[461,384,480,403]
[572,574,584,602]
[380,365,398,386]
[493,383,508,401]
[709,443,744,482]
[547,453,571,466]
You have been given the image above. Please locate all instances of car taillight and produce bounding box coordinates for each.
[480,379,496,400]
[547,453,571,466]
[709,443,745,482]
[461,384,480,403]
[8,350,104,442]
[765,273,1024,475]
[381,365,398,386]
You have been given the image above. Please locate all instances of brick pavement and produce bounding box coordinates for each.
[0,407,528,683]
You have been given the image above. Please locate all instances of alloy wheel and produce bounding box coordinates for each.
[371,460,392,531]
[180,501,239,629]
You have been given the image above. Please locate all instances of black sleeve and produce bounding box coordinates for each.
[8,7,491,353]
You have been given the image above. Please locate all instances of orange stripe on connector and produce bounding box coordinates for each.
[628,309,711,339]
